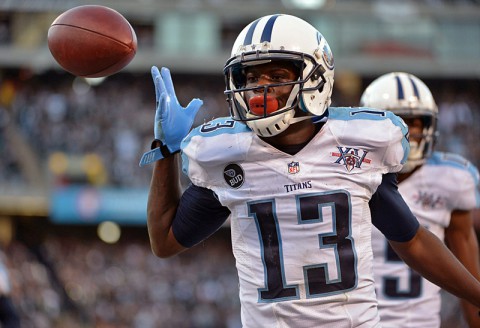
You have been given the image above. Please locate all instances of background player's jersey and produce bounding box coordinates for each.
[182,107,409,328]
[371,152,480,328]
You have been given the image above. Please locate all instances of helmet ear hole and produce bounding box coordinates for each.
[311,66,326,81]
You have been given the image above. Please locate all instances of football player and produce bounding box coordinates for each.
[141,14,480,327]
[361,72,480,328]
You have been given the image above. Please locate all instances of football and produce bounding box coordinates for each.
[47,5,137,77]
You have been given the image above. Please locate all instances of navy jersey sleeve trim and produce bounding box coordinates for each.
[369,173,420,242]
[172,184,231,248]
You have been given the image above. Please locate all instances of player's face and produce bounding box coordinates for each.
[403,117,424,143]
[243,61,299,115]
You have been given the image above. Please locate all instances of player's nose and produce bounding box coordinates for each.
[257,74,273,85]
[253,75,274,93]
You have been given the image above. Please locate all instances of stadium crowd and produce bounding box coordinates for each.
[0,71,228,189]
[4,226,241,328]
[1,71,479,189]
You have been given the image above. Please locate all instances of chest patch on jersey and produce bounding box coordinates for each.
[223,163,245,189]
[287,161,300,174]
[331,146,371,172]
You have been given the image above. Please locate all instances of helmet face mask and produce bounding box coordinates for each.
[225,53,324,120]
[223,14,335,137]
[360,72,438,173]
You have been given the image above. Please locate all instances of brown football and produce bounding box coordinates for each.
[47,5,137,77]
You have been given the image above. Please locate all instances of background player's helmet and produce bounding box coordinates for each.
[360,72,438,173]
[223,14,335,137]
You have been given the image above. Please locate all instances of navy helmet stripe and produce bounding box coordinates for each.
[395,75,404,100]
[243,18,261,45]
[409,77,421,99]
[260,14,281,42]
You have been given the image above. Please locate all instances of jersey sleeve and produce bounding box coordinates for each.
[172,184,231,248]
[181,117,251,189]
[451,170,480,210]
[327,107,410,174]
[370,173,420,242]
[441,153,480,210]
[380,110,410,173]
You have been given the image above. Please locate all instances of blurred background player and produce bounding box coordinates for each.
[360,72,480,328]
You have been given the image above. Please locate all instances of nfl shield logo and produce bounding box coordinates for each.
[288,161,300,174]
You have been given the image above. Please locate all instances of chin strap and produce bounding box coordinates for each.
[288,115,314,124]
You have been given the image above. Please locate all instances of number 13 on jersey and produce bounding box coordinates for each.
[248,190,358,302]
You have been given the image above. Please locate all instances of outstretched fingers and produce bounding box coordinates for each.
[152,66,169,126]
[152,66,202,122]
[151,66,166,104]
[160,67,178,102]
[186,98,204,116]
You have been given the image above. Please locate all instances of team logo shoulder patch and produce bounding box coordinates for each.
[223,163,245,189]
[331,146,371,172]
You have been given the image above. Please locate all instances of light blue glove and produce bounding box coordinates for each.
[139,66,203,166]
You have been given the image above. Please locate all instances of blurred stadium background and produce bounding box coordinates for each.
[0,0,479,327]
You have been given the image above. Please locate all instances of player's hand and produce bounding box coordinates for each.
[153,66,203,152]
[140,66,203,166]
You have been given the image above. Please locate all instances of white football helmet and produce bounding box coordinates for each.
[223,14,335,137]
[360,72,438,173]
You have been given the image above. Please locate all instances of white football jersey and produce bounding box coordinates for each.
[371,152,480,328]
[182,107,409,328]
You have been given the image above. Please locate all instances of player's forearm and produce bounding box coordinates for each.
[390,226,480,308]
[448,229,480,327]
[147,155,185,258]
[460,299,480,328]
[473,209,480,234]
